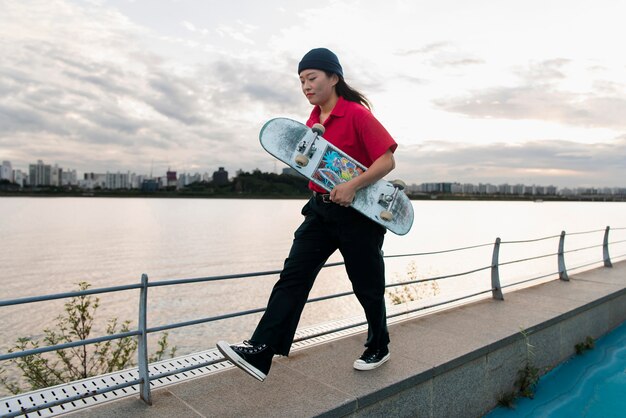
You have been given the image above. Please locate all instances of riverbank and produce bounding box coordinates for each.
[1,190,625,202]
[3,170,625,201]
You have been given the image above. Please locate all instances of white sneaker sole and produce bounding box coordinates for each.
[353,352,390,371]
[216,341,267,382]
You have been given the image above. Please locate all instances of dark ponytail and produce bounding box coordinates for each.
[325,71,372,110]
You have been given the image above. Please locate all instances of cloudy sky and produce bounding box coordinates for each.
[1,0,625,188]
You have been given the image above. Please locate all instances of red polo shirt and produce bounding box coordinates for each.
[306,96,397,193]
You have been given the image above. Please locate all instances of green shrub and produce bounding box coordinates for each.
[0,282,176,395]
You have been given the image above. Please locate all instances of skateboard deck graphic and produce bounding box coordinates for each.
[259,117,414,235]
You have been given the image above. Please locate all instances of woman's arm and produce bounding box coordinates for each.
[329,149,395,207]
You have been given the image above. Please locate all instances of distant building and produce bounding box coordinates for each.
[176,172,200,189]
[106,172,130,189]
[212,167,229,185]
[179,172,202,187]
[141,179,159,192]
[512,184,525,195]
[166,169,177,188]
[462,183,477,194]
[420,182,453,193]
[81,173,107,189]
[405,183,419,193]
[61,169,78,186]
[29,160,52,186]
[498,184,512,194]
[578,187,599,195]
[1,161,12,182]
[51,164,63,187]
[478,183,498,194]
[129,173,140,189]
[13,169,26,187]
[177,174,186,189]
[189,173,203,184]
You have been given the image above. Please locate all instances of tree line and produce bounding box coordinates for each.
[0,170,312,198]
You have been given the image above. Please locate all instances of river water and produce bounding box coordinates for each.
[1,197,625,382]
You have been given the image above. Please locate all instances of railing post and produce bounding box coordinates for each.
[491,237,504,300]
[603,226,613,268]
[558,231,569,281]
[138,273,152,405]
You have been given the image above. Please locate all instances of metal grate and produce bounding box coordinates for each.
[0,299,455,417]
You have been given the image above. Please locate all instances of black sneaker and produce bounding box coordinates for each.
[216,340,274,382]
[353,347,390,371]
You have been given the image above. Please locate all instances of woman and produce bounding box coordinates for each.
[217,48,397,382]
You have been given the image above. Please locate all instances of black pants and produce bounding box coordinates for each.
[251,196,390,356]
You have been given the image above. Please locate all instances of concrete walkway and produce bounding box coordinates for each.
[76,261,626,418]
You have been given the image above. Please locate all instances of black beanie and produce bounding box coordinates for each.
[297,48,343,78]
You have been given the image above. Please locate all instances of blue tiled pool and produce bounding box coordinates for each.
[487,320,626,417]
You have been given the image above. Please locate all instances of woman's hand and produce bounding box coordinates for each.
[330,182,357,207]
[329,149,395,207]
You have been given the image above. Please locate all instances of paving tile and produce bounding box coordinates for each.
[529,276,623,303]
[167,361,355,418]
[575,264,626,286]
[399,304,515,350]
[504,285,592,313]
[276,334,432,410]
[404,297,553,355]
[72,390,202,418]
[390,320,485,369]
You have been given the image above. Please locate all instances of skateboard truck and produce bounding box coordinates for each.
[379,180,406,221]
[295,123,325,167]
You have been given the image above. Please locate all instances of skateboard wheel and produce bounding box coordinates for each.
[312,123,325,135]
[295,154,309,167]
[380,210,393,221]
[391,179,406,190]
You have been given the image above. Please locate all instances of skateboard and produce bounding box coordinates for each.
[259,117,414,235]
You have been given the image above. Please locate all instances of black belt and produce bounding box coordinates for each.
[313,191,332,203]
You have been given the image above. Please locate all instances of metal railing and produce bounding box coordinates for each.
[1,226,625,417]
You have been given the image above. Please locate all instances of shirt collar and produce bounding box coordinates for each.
[311,96,347,122]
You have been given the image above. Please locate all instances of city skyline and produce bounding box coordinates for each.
[2,159,625,195]
[1,1,626,188]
